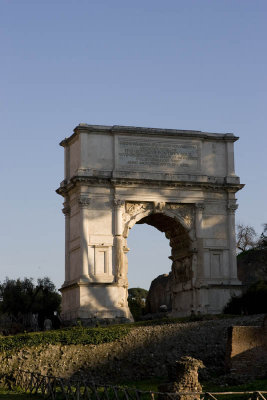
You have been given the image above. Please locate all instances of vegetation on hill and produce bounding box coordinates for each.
[237,248,267,285]
[0,277,61,332]
[128,287,148,321]
[0,324,130,353]
[229,222,267,314]
[224,280,267,314]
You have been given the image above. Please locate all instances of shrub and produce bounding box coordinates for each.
[224,280,267,314]
[128,288,148,321]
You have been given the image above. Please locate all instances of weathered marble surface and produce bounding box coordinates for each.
[57,124,244,322]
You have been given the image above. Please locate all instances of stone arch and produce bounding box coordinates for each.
[121,202,196,314]
[123,202,195,240]
[57,123,243,322]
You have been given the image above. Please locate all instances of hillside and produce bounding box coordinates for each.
[0,315,264,383]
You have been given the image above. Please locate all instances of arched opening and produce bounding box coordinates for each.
[125,211,193,318]
[127,224,171,289]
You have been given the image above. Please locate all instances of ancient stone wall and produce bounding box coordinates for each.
[226,317,267,377]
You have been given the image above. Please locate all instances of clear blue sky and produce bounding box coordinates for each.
[1,0,266,290]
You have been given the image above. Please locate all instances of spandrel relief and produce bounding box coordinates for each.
[166,204,194,229]
[125,202,153,216]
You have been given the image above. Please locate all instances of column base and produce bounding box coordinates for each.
[60,281,133,325]
[170,283,243,317]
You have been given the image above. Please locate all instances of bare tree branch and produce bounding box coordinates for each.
[236,223,257,252]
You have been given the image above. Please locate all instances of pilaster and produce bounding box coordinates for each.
[226,141,235,176]
[78,195,91,280]
[227,202,238,280]
[62,201,71,283]
[114,199,126,285]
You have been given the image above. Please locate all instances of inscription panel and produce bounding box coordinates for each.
[117,137,200,172]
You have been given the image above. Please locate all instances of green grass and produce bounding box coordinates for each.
[203,378,267,393]
[1,378,267,400]
[0,386,43,399]
[118,377,165,391]
[130,313,241,327]
[117,377,267,400]
[0,313,242,354]
[0,325,131,353]
[202,379,267,400]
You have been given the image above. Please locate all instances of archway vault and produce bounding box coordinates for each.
[57,123,244,323]
[120,201,197,317]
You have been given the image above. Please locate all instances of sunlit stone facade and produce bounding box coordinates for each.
[56,124,244,322]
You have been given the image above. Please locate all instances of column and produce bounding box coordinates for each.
[62,201,71,283]
[78,195,91,280]
[114,200,125,284]
[195,203,205,281]
[227,202,238,280]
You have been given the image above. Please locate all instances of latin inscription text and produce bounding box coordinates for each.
[118,138,199,172]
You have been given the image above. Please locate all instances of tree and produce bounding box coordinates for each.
[224,280,267,315]
[0,277,34,318]
[0,277,61,328]
[236,223,257,252]
[128,288,148,301]
[128,287,148,321]
[32,277,61,326]
[257,223,267,249]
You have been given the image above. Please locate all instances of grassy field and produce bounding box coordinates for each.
[120,377,267,392]
[0,387,43,399]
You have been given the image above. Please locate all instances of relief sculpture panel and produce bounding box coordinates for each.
[165,204,194,230]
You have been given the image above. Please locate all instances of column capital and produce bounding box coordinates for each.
[227,203,238,213]
[78,196,91,208]
[195,202,205,211]
[114,199,125,208]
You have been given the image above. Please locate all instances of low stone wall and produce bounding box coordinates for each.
[0,315,264,383]
[226,317,267,378]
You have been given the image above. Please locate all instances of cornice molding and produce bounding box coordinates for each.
[56,176,244,197]
[59,124,239,147]
[62,205,71,216]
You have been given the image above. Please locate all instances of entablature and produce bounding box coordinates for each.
[56,175,244,198]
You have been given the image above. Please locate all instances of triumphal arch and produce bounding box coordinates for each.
[56,124,243,322]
